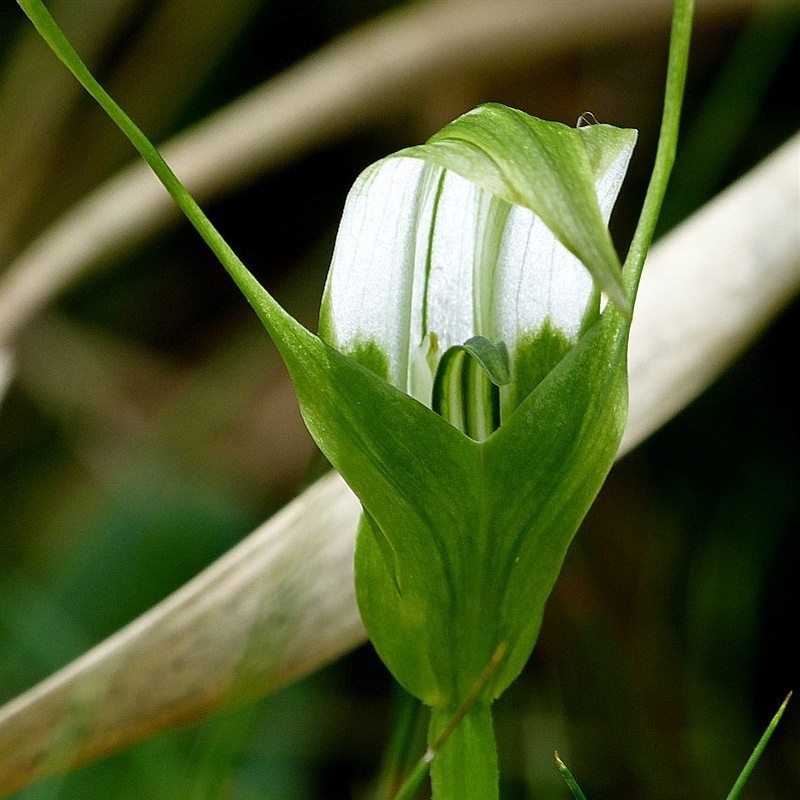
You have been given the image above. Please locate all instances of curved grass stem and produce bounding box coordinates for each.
[391,642,507,800]
[622,0,694,300]
[15,0,282,336]
[725,692,792,800]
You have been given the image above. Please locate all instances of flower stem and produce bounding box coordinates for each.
[623,0,694,299]
[428,703,498,800]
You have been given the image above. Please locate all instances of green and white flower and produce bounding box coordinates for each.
[310,104,637,798]
[321,104,636,441]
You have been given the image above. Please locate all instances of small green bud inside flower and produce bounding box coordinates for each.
[432,336,509,441]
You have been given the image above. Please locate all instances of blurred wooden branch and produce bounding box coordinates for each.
[623,133,800,452]
[0,0,142,262]
[1,130,797,799]
[0,0,264,262]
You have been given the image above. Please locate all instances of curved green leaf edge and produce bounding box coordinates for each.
[401,104,637,314]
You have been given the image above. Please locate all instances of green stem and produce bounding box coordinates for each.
[428,704,498,800]
[623,0,694,300]
[16,0,289,339]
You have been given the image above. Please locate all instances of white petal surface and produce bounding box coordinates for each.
[321,111,636,408]
[323,156,427,390]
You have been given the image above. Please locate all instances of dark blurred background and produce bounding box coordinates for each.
[0,1,798,797]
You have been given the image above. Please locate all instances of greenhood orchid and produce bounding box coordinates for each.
[310,105,638,796]
[10,6,640,788]
[16,0,696,794]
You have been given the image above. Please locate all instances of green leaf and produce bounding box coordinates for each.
[354,306,628,708]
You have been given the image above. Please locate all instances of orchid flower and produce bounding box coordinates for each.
[312,105,638,796]
[321,105,636,437]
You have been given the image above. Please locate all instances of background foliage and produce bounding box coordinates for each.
[0,1,798,797]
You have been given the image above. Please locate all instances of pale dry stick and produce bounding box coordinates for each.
[0,133,798,797]
[622,131,800,452]
[0,0,754,350]
[0,470,364,798]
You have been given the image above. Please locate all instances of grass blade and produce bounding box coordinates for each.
[555,751,589,800]
[725,692,792,800]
